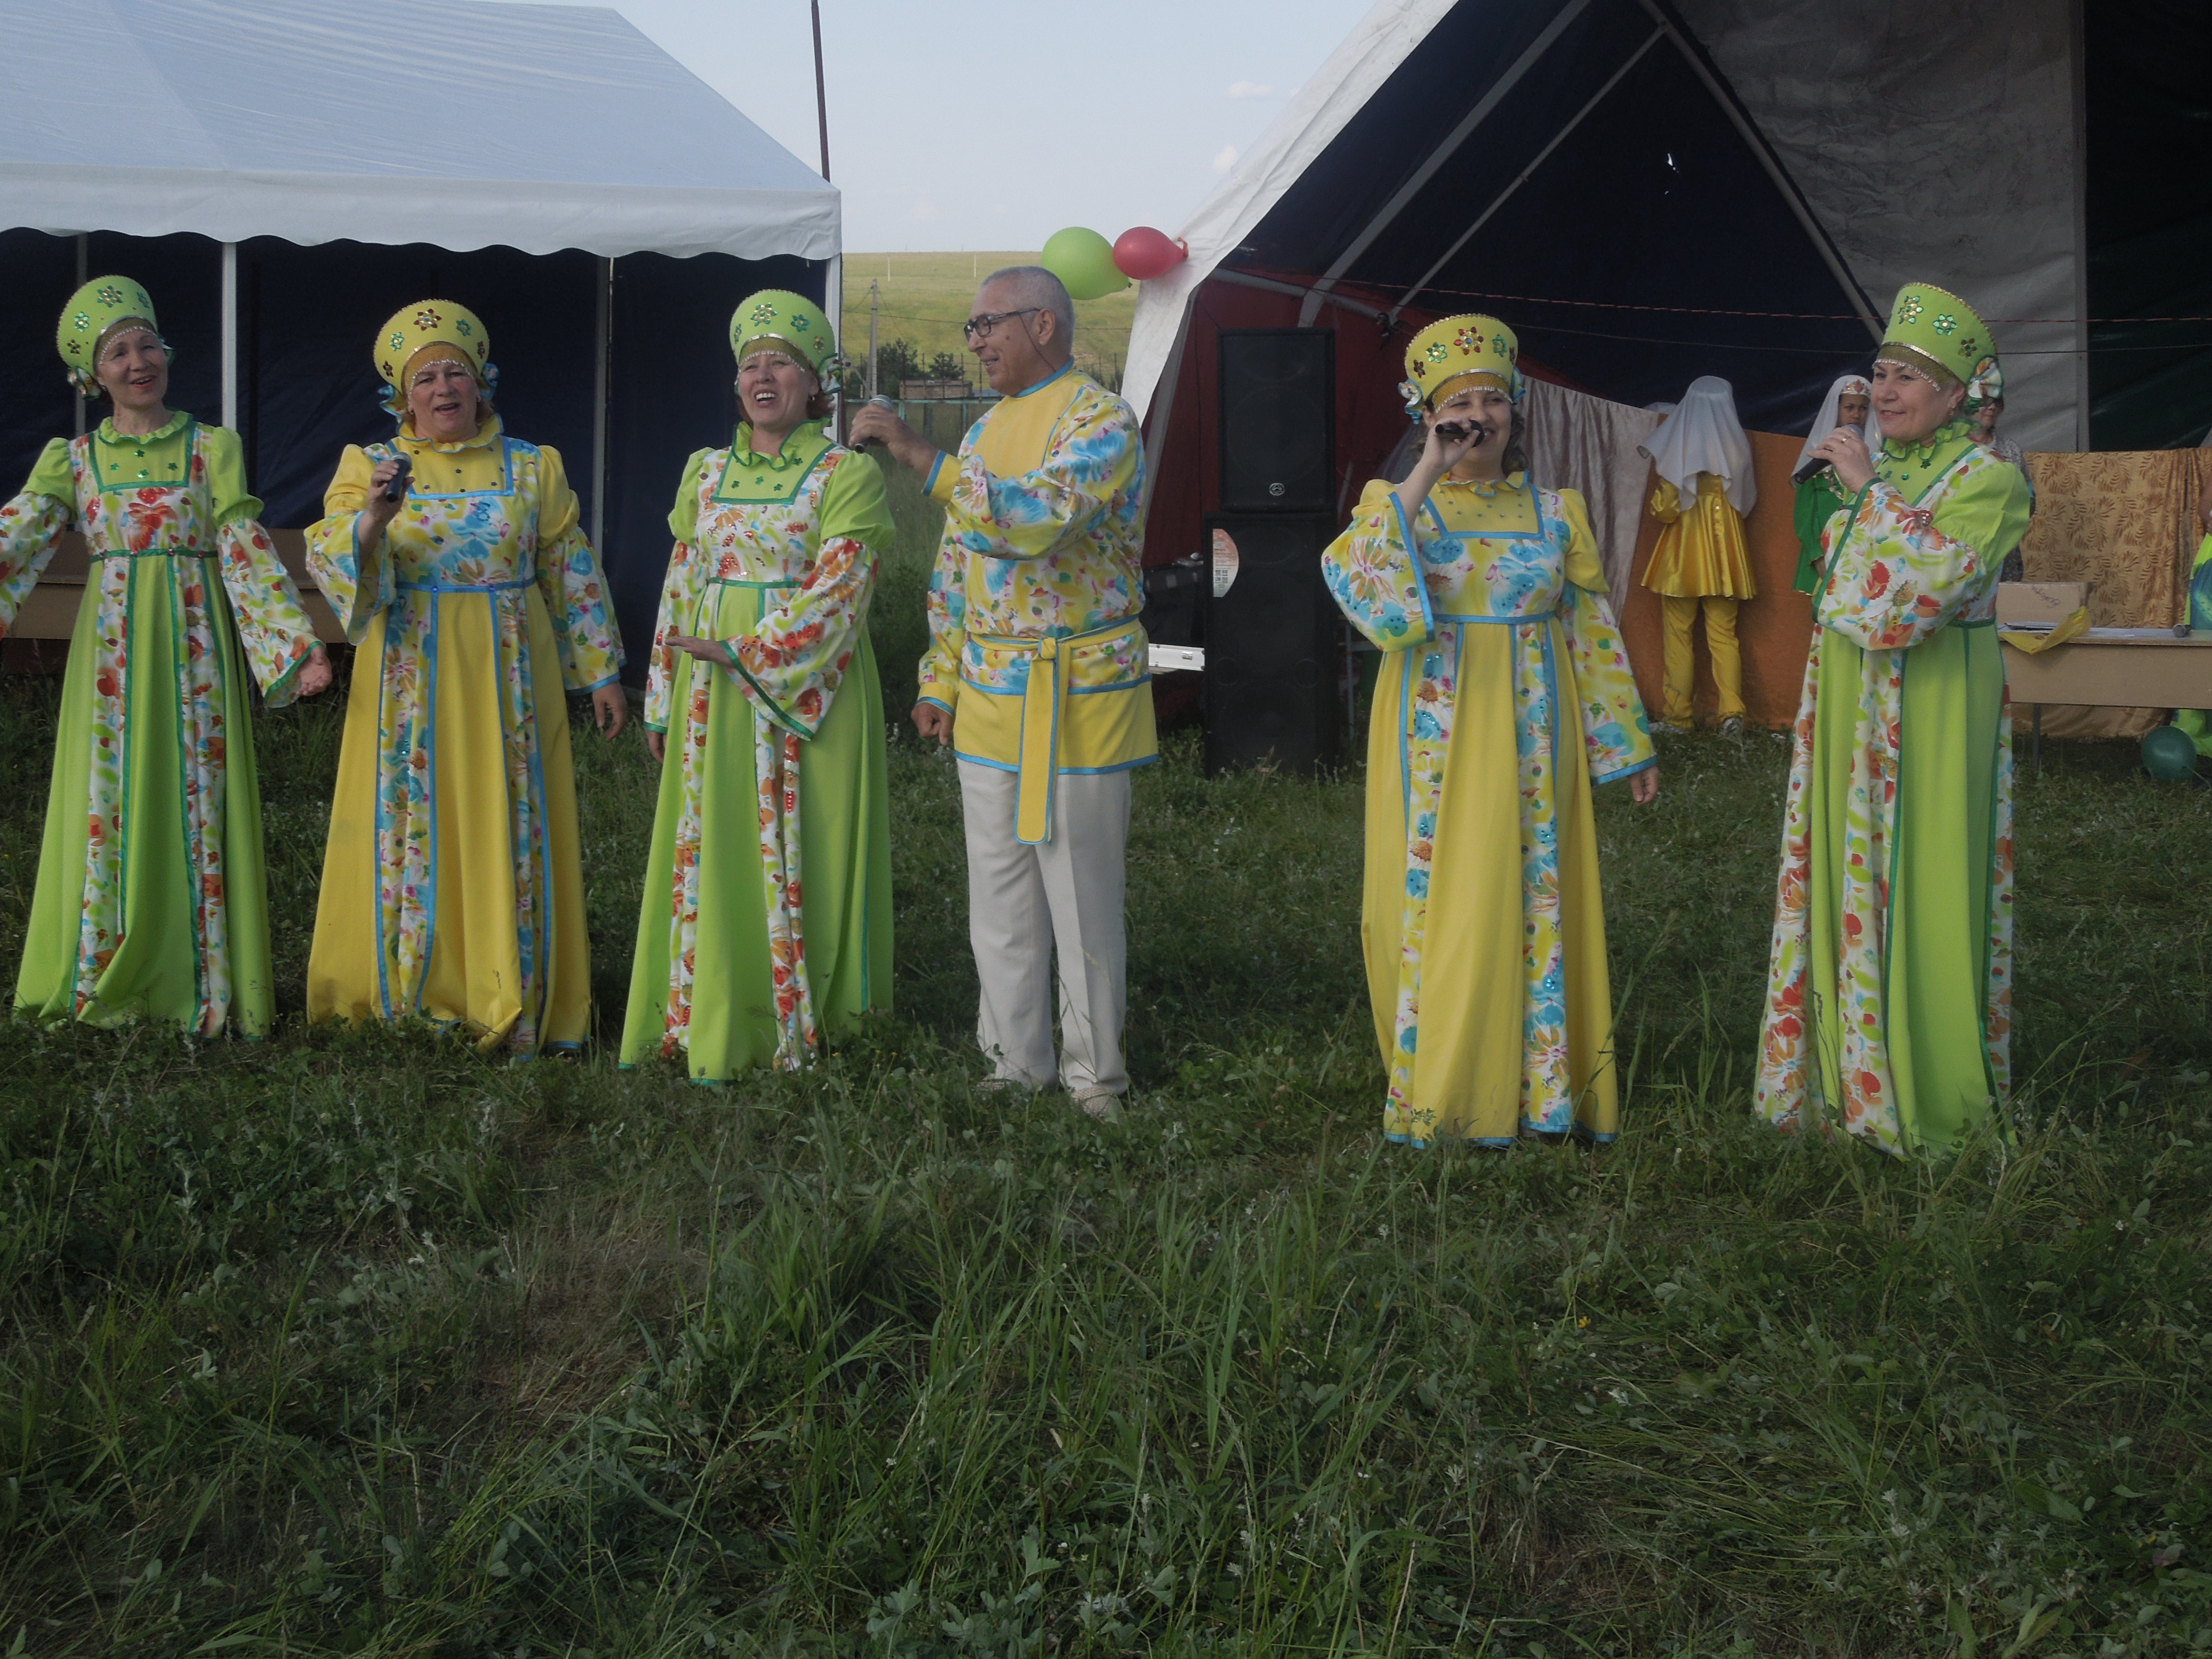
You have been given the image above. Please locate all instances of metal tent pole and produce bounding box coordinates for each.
[592,256,612,553]
[74,233,87,436]
[220,242,239,430]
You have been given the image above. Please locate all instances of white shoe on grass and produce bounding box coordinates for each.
[1070,1086,1123,1123]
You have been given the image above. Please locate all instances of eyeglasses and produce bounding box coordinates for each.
[962,307,1041,341]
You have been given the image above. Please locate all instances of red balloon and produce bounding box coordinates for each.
[1112,226,1188,281]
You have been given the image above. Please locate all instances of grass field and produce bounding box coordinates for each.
[843,252,1141,389]
[2,475,2212,1655]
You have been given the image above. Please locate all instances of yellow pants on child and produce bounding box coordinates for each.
[1659,594,1743,725]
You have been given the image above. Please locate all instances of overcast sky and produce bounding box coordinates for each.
[504,0,1370,250]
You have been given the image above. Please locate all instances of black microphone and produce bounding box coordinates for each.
[381,452,413,503]
[1791,422,1862,486]
[1434,419,1490,446]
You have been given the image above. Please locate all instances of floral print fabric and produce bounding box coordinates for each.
[0,419,318,1034]
[1324,476,1653,1143]
[307,427,620,1049]
[916,372,1148,709]
[642,436,888,1069]
[1756,441,2027,1151]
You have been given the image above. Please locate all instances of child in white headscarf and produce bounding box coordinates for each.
[1639,376,1756,732]
[1792,374,1873,595]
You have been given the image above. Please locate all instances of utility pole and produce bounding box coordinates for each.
[810,1,830,180]
[867,279,880,399]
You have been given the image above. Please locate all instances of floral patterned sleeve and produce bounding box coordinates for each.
[529,445,624,693]
[645,450,713,733]
[1818,458,2031,650]
[915,529,967,715]
[1555,489,1654,782]
[0,440,76,634]
[1322,477,1435,652]
[933,392,1139,562]
[725,448,897,739]
[203,426,319,705]
[305,445,396,643]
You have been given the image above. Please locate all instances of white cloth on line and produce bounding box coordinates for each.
[1795,373,1875,473]
[1638,375,1757,517]
[1522,378,1670,618]
[958,759,1132,1095]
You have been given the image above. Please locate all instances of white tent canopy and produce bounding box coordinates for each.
[0,0,838,262]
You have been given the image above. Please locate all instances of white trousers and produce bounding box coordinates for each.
[958,760,1132,1094]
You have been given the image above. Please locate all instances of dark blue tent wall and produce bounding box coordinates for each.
[0,229,822,681]
[1226,0,1879,435]
[2085,0,2212,449]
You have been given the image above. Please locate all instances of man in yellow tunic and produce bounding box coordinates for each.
[1324,316,1658,1145]
[851,267,1154,1119]
[1638,376,1757,733]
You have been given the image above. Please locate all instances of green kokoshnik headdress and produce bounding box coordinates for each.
[56,276,166,396]
[730,289,842,377]
[1878,282,2002,410]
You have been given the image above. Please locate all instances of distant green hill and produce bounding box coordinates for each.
[842,251,1139,392]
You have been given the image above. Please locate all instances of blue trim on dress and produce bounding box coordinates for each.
[417,585,443,1018]
[1386,490,1438,641]
[924,452,947,495]
[1590,755,1658,786]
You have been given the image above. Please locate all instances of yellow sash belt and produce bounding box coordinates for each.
[972,615,1144,845]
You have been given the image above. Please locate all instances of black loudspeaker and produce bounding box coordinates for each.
[1219,329,1334,513]
[1202,513,1342,775]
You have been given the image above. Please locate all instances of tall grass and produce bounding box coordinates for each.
[0,536,2208,1652]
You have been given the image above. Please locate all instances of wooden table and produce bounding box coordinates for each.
[2000,626,2212,766]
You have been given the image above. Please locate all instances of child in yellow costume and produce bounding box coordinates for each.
[1638,376,1757,732]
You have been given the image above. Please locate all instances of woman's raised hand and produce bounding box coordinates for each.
[1812,426,1875,493]
[358,456,407,552]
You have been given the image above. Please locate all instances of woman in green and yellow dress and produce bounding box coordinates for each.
[1322,315,1658,1146]
[622,290,894,1078]
[1757,283,2032,1153]
[0,276,330,1034]
[305,300,625,1054]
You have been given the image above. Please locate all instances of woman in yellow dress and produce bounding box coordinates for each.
[1323,316,1659,1146]
[1637,375,1757,733]
[305,300,626,1053]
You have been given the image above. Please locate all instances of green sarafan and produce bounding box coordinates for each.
[0,479,2209,1654]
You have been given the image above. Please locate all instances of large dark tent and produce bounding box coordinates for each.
[1127,0,2212,576]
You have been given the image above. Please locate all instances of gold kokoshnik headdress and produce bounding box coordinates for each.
[374,298,495,417]
[1399,313,1521,417]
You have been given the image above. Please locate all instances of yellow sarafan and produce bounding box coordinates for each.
[304,418,623,1054]
[1324,472,1655,1146]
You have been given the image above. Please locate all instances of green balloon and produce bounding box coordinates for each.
[1040,227,1129,302]
[2141,723,2200,782]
